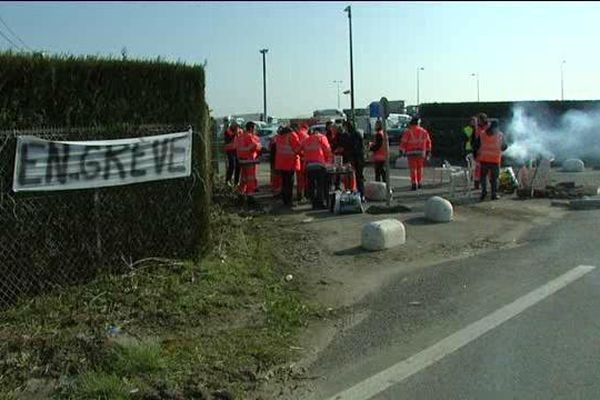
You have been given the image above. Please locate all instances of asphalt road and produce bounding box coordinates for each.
[302,208,600,400]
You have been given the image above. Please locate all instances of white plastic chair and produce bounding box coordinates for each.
[440,158,473,198]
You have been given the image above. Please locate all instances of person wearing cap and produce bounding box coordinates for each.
[473,120,507,201]
[400,116,431,190]
[223,119,242,185]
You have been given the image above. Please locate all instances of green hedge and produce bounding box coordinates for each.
[0,52,211,305]
[0,51,206,129]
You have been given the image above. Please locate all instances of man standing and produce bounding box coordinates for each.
[223,119,242,185]
[463,116,477,186]
[474,113,491,189]
[369,120,387,182]
[236,121,262,194]
[463,116,477,157]
[274,126,301,207]
[301,127,333,209]
[400,116,431,191]
[269,128,281,197]
[325,121,338,150]
[294,123,310,201]
[473,120,506,201]
[349,122,366,198]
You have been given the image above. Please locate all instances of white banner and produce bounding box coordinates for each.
[13,129,193,192]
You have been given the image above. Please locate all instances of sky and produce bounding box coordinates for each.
[1,1,600,118]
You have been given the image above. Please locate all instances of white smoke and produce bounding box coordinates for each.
[505,104,600,163]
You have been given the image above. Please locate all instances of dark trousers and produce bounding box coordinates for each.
[307,165,327,209]
[374,161,386,182]
[226,151,240,184]
[480,162,500,198]
[279,170,295,206]
[352,160,365,196]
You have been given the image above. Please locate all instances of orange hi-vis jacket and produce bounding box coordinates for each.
[275,132,301,171]
[297,127,309,146]
[301,133,332,167]
[475,122,490,139]
[400,126,431,157]
[372,129,387,162]
[224,127,242,152]
[296,127,310,161]
[478,132,504,165]
[235,130,261,163]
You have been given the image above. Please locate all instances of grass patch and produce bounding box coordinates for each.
[73,372,131,400]
[112,338,165,376]
[0,204,314,399]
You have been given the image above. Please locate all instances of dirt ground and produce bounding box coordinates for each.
[241,163,600,399]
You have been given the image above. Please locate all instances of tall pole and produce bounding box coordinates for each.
[344,6,355,124]
[260,48,268,122]
[471,73,480,102]
[416,66,424,106]
[561,60,565,101]
[333,80,343,109]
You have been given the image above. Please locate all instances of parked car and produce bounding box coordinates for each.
[386,127,404,147]
[309,124,327,134]
[257,126,278,159]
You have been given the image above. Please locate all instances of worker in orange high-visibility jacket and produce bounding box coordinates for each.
[473,112,491,189]
[369,120,388,182]
[269,129,282,196]
[295,123,310,201]
[235,121,262,194]
[473,120,506,201]
[274,126,301,207]
[400,116,432,191]
[223,119,242,185]
[301,127,333,209]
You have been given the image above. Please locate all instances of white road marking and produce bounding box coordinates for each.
[325,265,596,400]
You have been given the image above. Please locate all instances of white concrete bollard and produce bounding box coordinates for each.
[365,181,388,201]
[395,157,409,169]
[361,219,406,251]
[424,196,453,222]
[562,159,585,172]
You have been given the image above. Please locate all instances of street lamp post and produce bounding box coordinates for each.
[416,67,424,106]
[259,48,269,122]
[561,60,566,101]
[471,73,480,102]
[333,80,343,110]
[344,5,355,124]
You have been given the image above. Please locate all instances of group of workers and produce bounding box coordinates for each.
[463,113,507,201]
[223,119,344,209]
[222,112,504,208]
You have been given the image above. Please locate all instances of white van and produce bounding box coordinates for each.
[313,109,346,124]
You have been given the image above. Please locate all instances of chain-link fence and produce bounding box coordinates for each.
[0,124,205,308]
